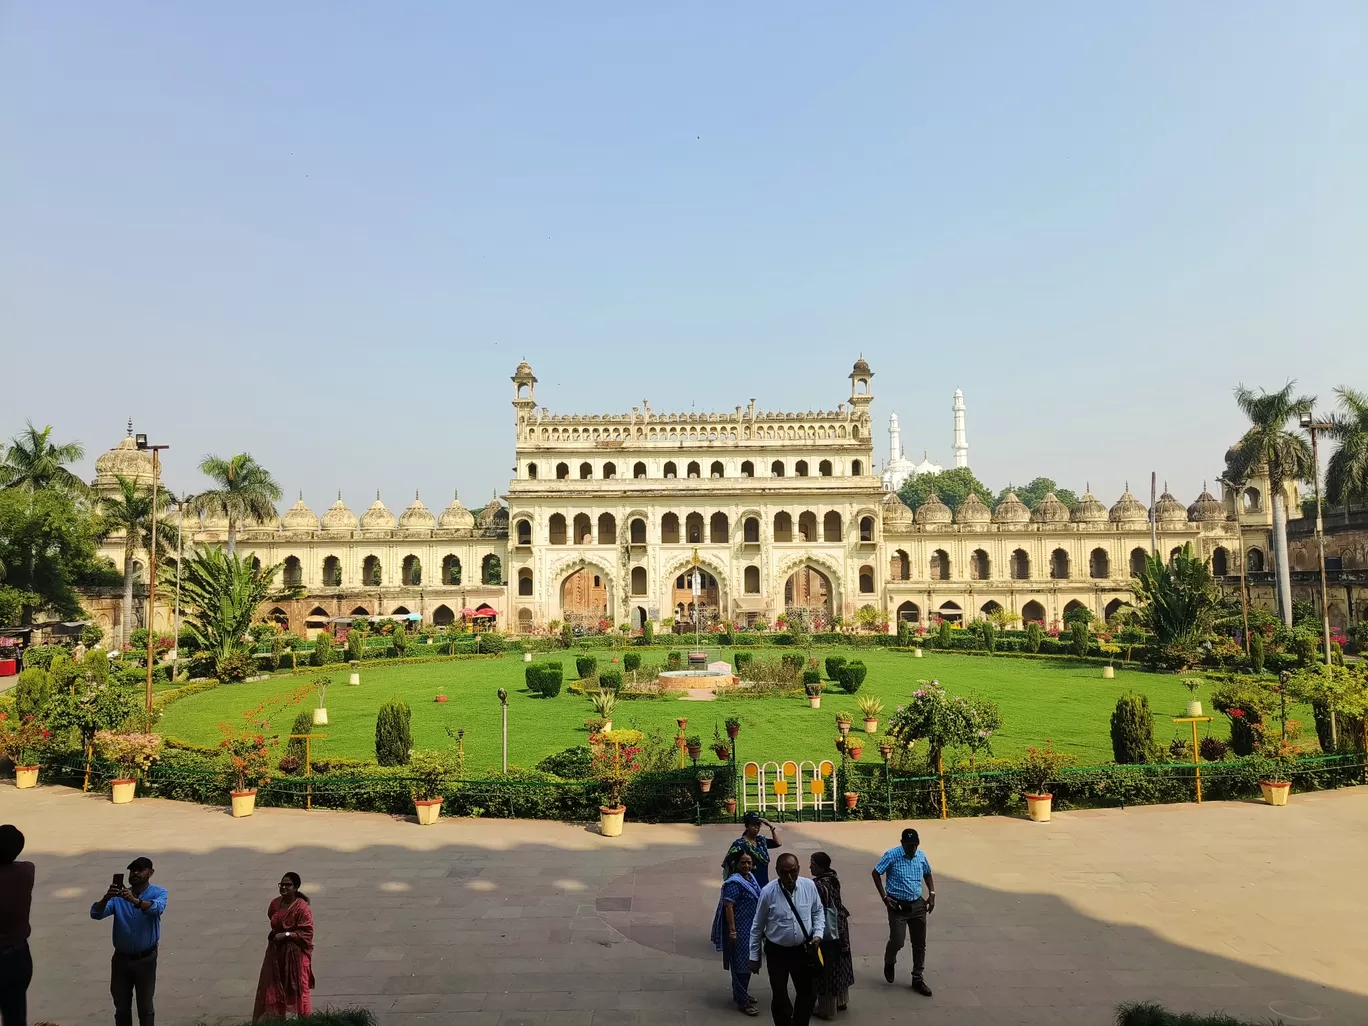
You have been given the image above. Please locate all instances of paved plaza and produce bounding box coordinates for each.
[5,784,1368,1025]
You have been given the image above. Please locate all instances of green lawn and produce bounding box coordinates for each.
[155,650,1260,772]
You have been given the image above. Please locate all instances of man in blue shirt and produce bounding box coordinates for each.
[871,828,935,997]
[90,856,167,1026]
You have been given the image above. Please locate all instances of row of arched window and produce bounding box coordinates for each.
[535,422,861,444]
[885,545,1251,582]
[280,553,503,588]
[528,458,866,481]
[519,511,878,547]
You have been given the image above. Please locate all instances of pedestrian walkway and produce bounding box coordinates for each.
[9,784,1368,1024]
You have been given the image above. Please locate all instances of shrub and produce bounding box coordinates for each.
[216,650,254,683]
[312,633,335,666]
[1110,693,1155,764]
[733,652,753,674]
[22,645,66,671]
[374,700,412,766]
[83,648,109,685]
[1198,736,1229,762]
[802,669,821,686]
[283,710,314,768]
[392,629,408,658]
[475,633,506,654]
[666,651,682,670]
[1024,621,1044,654]
[1068,620,1091,657]
[641,621,654,646]
[1114,1001,1274,1026]
[1249,631,1265,674]
[780,654,804,673]
[824,655,847,680]
[834,660,867,694]
[896,618,911,646]
[623,652,641,673]
[599,669,623,691]
[526,662,564,698]
[14,668,52,720]
[536,745,593,779]
[81,623,105,648]
[346,630,366,663]
[575,656,598,680]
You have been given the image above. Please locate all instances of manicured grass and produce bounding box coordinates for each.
[155,649,1264,772]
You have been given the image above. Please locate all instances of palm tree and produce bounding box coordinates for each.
[0,422,90,496]
[1226,383,1315,626]
[97,475,175,649]
[1325,387,1368,509]
[1130,543,1220,667]
[178,547,286,679]
[192,454,282,555]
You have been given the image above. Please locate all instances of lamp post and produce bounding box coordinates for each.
[134,435,169,725]
[1298,413,1335,669]
[172,498,185,672]
[497,688,508,774]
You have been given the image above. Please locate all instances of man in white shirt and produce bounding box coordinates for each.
[748,852,824,1026]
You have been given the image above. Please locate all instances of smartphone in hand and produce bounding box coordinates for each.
[112,873,125,889]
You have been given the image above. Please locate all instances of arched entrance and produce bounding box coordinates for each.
[560,566,610,629]
[1021,600,1045,624]
[895,601,920,623]
[937,600,963,624]
[784,565,833,627]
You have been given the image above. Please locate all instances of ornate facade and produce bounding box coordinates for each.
[87,360,1333,641]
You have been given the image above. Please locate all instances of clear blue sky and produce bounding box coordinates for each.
[3,2,1365,513]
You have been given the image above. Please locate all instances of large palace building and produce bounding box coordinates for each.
[88,360,1339,641]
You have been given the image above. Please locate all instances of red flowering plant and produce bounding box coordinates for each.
[0,713,52,767]
[590,728,644,811]
[217,685,309,795]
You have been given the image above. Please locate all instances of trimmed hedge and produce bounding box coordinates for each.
[834,659,867,694]
[575,655,598,680]
[623,653,641,673]
[824,655,846,680]
[526,662,564,698]
[599,669,623,691]
[375,700,412,766]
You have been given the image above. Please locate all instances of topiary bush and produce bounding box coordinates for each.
[375,699,412,766]
[526,662,564,698]
[1110,693,1155,764]
[14,668,52,720]
[834,659,867,694]
[801,669,821,686]
[780,654,804,673]
[282,710,314,769]
[312,633,335,666]
[1024,622,1044,654]
[623,652,641,673]
[733,651,753,674]
[575,655,598,680]
[666,651,682,670]
[824,655,847,680]
[1249,631,1265,674]
[83,648,109,685]
[599,669,623,691]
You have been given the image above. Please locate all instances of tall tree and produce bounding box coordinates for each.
[0,422,91,497]
[897,467,994,513]
[192,453,282,555]
[1226,382,1315,626]
[178,547,286,678]
[1130,542,1220,668]
[994,477,1080,511]
[96,475,176,649]
[1325,386,1368,509]
[0,487,99,625]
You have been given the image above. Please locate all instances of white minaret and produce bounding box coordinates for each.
[952,389,969,468]
[889,412,904,464]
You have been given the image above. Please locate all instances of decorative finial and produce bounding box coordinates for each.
[337,489,342,500]
[298,490,303,500]
[376,489,381,500]
[415,489,420,500]
[126,418,133,436]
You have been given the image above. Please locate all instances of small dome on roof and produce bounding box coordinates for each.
[993,491,1030,524]
[915,492,952,525]
[955,491,991,524]
[93,431,155,492]
[475,491,508,529]
[852,356,872,376]
[281,494,320,531]
[1071,488,1108,523]
[1030,492,1070,524]
[1188,485,1228,523]
[1155,488,1188,524]
[320,492,357,531]
[438,490,475,529]
[359,492,396,531]
[398,491,436,529]
[880,491,913,528]
[1109,486,1149,525]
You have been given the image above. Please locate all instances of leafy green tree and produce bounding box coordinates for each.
[1131,543,1219,667]
[96,475,176,649]
[0,422,90,496]
[0,487,99,625]
[995,477,1080,511]
[897,467,994,513]
[191,453,283,556]
[1325,386,1368,508]
[1225,382,1315,625]
[178,547,286,679]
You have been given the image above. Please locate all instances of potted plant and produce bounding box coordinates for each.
[676,716,688,731]
[1257,728,1298,806]
[835,711,852,736]
[847,741,864,761]
[348,659,361,686]
[834,735,846,755]
[1017,741,1075,823]
[723,796,738,815]
[710,725,731,761]
[0,713,50,789]
[218,689,308,818]
[857,695,884,734]
[590,690,616,732]
[1100,644,1120,678]
[698,768,714,793]
[94,730,162,804]
[435,691,448,704]
[685,734,702,761]
[313,676,330,724]
[844,791,859,809]
[1181,678,1203,717]
[593,728,644,837]
[725,716,741,740]
[878,736,896,761]
[409,749,453,825]
[805,681,823,708]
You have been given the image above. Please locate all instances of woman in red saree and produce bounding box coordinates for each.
[252,872,315,1021]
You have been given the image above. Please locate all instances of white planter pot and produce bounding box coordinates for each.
[15,766,39,789]
[913,648,923,658]
[231,790,257,818]
[864,719,879,734]
[1260,781,1290,806]
[1186,700,1203,717]
[348,671,360,686]
[111,779,137,804]
[313,707,329,725]
[808,696,821,708]
[1025,793,1053,822]
[1102,665,1115,679]
[415,798,443,825]
[524,652,533,662]
[599,805,626,837]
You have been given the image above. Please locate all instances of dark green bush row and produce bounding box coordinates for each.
[525,662,564,698]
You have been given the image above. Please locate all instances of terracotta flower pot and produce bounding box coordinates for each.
[414,798,443,825]
[699,778,713,793]
[111,779,137,804]
[724,797,737,814]
[435,695,448,704]
[879,745,894,761]
[727,725,739,739]
[864,718,879,734]
[675,736,687,750]
[599,805,626,837]
[848,746,863,761]
[712,747,730,761]
[231,789,258,818]
[844,792,858,809]
[1260,781,1291,806]
[676,718,688,730]
[834,738,846,754]
[687,744,702,760]
[14,765,39,789]
[1025,793,1053,822]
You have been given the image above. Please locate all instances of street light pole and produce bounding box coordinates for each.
[497,688,508,774]
[1300,414,1334,669]
[173,501,184,673]
[135,436,169,726]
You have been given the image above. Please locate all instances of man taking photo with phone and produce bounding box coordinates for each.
[90,857,166,1026]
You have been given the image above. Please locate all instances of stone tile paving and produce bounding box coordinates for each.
[6,782,1367,1025]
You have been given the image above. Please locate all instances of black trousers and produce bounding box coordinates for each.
[885,897,928,978]
[0,944,32,1026]
[763,939,816,1026]
[111,949,157,1026]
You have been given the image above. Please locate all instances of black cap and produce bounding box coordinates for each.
[127,856,154,871]
[743,812,762,826]
[900,828,920,845]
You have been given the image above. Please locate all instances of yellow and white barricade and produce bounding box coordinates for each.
[742,759,837,818]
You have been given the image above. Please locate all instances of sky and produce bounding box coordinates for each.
[2,2,1366,514]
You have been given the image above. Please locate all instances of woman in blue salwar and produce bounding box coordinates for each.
[710,851,762,1016]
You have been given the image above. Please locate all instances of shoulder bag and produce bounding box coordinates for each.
[780,885,825,971]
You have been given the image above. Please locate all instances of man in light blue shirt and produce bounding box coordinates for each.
[872,828,936,997]
[748,853,824,1026]
[91,856,166,1026]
